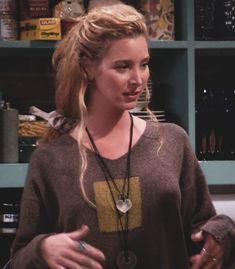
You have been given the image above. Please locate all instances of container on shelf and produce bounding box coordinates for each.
[216,0,235,40]
[18,114,48,162]
[19,136,38,163]
[0,0,16,14]
[19,17,61,40]
[0,0,18,41]
[53,0,85,37]
[195,0,235,40]
[0,201,19,234]
[0,103,19,163]
[195,0,217,40]
[196,86,235,161]
[19,0,50,20]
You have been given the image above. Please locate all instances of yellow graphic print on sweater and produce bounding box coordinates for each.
[93,176,142,232]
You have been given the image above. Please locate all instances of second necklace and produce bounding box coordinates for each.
[85,113,136,269]
[85,113,133,213]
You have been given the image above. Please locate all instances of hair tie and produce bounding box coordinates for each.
[29,106,77,134]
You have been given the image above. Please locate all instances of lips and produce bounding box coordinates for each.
[123,91,139,96]
[123,91,140,103]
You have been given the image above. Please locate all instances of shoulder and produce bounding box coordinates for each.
[143,121,194,157]
[29,134,76,165]
[24,134,78,188]
[145,120,189,141]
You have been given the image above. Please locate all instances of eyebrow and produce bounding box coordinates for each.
[114,56,150,64]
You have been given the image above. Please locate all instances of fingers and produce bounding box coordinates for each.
[199,247,222,269]
[191,231,204,243]
[43,241,105,269]
[64,227,105,268]
[68,252,104,269]
[190,232,224,269]
[203,234,224,261]
[190,253,222,269]
[66,242,105,269]
[40,225,105,269]
[56,236,105,269]
[55,251,104,269]
[73,240,105,262]
[67,225,90,241]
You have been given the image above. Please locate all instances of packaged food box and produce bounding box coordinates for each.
[19,0,50,19]
[20,17,61,40]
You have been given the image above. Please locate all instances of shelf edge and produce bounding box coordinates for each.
[0,164,28,188]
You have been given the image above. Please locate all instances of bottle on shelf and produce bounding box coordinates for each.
[0,102,19,163]
[216,0,235,40]
[196,86,235,160]
[0,0,18,41]
[195,0,217,40]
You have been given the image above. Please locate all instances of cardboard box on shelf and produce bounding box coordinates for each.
[20,17,61,40]
[19,0,50,19]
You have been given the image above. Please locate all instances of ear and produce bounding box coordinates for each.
[83,58,96,81]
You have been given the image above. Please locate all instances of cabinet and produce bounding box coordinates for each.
[0,0,235,189]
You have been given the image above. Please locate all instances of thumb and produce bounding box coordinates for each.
[67,224,90,241]
[191,230,204,243]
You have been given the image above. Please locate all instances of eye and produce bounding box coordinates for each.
[141,61,149,70]
[115,64,130,73]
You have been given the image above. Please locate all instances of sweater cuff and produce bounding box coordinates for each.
[201,214,235,267]
[11,234,52,269]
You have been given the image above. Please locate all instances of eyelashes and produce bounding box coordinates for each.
[114,62,149,73]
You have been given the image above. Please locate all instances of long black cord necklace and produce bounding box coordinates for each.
[85,113,137,269]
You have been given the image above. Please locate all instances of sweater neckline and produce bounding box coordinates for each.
[67,120,158,162]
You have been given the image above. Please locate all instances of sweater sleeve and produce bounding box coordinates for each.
[178,128,235,267]
[10,148,52,269]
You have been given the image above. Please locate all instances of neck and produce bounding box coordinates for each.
[86,108,131,139]
[83,110,132,160]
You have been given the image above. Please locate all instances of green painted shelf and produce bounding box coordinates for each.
[0,164,28,188]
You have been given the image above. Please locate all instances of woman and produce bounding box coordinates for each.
[10,3,234,269]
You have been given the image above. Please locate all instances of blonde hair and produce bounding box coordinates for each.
[43,3,150,208]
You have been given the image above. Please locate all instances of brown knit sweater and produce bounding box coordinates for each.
[10,121,235,269]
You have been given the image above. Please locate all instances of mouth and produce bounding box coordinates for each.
[123,91,140,97]
[122,91,141,104]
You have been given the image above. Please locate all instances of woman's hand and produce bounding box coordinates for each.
[40,225,105,269]
[190,231,225,269]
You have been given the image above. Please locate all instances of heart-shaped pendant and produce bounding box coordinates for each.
[116,198,132,213]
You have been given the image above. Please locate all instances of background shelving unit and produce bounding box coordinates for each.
[0,0,235,188]
[1,0,235,267]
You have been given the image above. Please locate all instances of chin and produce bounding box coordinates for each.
[124,102,138,111]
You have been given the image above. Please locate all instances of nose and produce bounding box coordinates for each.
[129,67,143,86]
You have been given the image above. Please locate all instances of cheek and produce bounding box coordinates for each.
[106,73,127,88]
[145,69,150,81]
[142,71,150,87]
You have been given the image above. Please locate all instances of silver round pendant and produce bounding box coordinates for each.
[116,250,137,269]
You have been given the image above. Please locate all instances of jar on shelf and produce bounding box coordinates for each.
[0,0,18,40]
[0,0,16,14]
[53,0,85,37]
